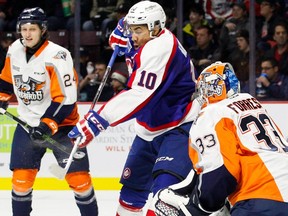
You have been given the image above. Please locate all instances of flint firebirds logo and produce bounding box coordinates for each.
[14,75,45,105]
[53,51,67,61]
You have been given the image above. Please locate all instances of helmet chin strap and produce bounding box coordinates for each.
[149,26,162,38]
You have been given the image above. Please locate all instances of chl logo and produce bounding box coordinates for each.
[14,75,45,105]
[89,114,106,131]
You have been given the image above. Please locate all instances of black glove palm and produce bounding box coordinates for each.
[29,122,52,144]
[0,100,9,113]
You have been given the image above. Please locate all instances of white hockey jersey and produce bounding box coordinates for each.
[189,93,288,206]
[98,29,199,141]
[0,39,79,127]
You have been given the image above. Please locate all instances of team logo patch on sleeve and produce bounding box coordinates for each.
[53,51,67,60]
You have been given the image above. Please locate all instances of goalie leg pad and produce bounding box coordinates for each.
[65,171,92,193]
[12,169,37,195]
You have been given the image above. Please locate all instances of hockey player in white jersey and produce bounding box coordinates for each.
[68,1,201,215]
[155,61,288,215]
[0,7,98,216]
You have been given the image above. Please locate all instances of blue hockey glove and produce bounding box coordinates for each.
[68,110,109,148]
[109,17,129,56]
[29,121,52,144]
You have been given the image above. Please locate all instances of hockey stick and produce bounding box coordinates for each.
[49,137,81,179]
[0,108,85,160]
[90,46,119,110]
[49,46,120,179]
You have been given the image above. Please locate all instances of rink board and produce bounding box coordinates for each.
[1,102,288,190]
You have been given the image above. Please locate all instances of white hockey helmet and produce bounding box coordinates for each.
[197,61,240,104]
[125,1,166,32]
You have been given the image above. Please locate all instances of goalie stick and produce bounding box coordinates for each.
[49,46,120,179]
[0,108,85,160]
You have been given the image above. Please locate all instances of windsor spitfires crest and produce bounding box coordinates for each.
[14,75,45,105]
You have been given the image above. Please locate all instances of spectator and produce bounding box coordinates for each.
[41,0,70,31]
[79,60,114,102]
[256,0,284,51]
[0,32,16,72]
[100,2,130,63]
[82,0,124,31]
[189,25,220,73]
[203,0,234,36]
[0,0,7,31]
[65,0,93,31]
[256,57,288,100]
[264,21,288,76]
[229,29,261,93]
[164,7,177,35]
[79,46,90,78]
[110,70,128,95]
[182,3,210,51]
[219,2,249,61]
[2,0,44,31]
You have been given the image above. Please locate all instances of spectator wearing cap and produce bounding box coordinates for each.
[219,2,250,62]
[228,29,261,93]
[0,32,16,72]
[110,70,128,95]
[100,2,130,63]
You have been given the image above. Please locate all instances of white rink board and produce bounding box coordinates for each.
[1,102,288,178]
[0,104,135,178]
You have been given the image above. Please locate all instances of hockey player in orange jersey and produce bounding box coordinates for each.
[0,7,98,216]
[154,61,288,216]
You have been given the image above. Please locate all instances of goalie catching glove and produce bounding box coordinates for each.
[155,188,191,216]
[68,110,109,148]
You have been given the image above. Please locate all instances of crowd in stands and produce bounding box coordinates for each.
[0,0,288,101]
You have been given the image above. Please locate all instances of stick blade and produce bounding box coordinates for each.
[0,108,6,114]
[49,163,66,179]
